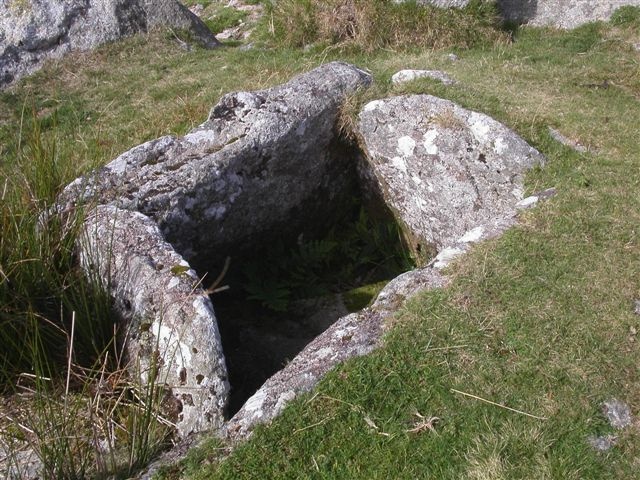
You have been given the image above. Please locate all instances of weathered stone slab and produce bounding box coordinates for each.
[0,0,219,88]
[357,95,545,255]
[225,265,447,439]
[60,62,373,273]
[548,127,588,153]
[79,205,229,437]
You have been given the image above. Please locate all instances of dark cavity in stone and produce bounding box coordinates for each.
[182,140,416,417]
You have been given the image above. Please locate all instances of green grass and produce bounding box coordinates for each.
[203,7,249,35]
[1,5,639,479]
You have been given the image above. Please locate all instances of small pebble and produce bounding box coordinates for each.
[588,434,617,452]
[603,398,633,429]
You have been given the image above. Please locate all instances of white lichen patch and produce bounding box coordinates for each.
[433,246,465,269]
[242,389,268,419]
[152,323,192,366]
[314,347,334,360]
[397,135,416,157]
[184,129,218,144]
[391,156,408,173]
[193,296,216,323]
[458,226,484,243]
[493,137,507,155]
[422,129,439,155]
[363,100,385,112]
[273,390,296,416]
[106,155,129,175]
[516,195,539,209]
[469,112,491,143]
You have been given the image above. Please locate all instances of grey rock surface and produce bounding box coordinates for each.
[394,0,640,28]
[498,0,640,29]
[60,62,373,274]
[391,69,456,86]
[0,443,41,480]
[0,0,219,88]
[79,205,229,437]
[357,95,545,255]
[394,0,470,7]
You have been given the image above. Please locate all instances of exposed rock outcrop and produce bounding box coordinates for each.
[0,0,219,88]
[498,0,640,29]
[396,0,640,28]
[357,95,545,256]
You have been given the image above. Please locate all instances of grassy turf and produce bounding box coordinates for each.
[1,5,639,479]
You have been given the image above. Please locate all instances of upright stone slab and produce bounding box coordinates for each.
[80,206,229,437]
[61,62,373,273]
[357,95,545,256]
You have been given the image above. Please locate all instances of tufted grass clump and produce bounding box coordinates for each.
[258,0,508,51]
[610,5,640,28]
[0,108,172,478]
[0,107,114,385]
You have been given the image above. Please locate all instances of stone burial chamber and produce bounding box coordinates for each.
[55,61,546,442]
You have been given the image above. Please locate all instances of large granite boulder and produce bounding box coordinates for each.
[357,95,545,257]
[60,62,372,438]
[0,0,219,88]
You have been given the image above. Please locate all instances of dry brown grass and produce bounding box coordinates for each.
[264,0,508,51]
